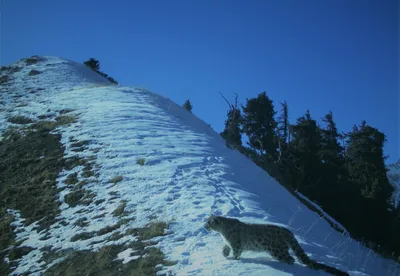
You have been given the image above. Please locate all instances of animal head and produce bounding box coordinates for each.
[204,215,224,232]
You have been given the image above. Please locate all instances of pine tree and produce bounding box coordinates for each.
[84,58,100,71]
[183,99,193,112]
[345,121,393,203]
[242,92,278,160]
[220,93,242,148]
[220,108,242,148]
[314,111,352,215]
[319,112,344,164]
[288,110,323,197]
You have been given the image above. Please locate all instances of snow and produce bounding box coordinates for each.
[1,56,399,275]
[117,248,140,264]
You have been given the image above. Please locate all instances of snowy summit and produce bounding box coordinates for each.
[0,56,398,275]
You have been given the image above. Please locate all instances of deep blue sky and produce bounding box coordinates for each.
[1,0,399,163]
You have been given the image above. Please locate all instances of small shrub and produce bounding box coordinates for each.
[74,218,89,227]
[97,223,121,236]
[26,58,39,66]
[8,246,34,261]
[55,115,77,125]
[83,58,100,71]
[112,200,127,217]
[109,175,123,184]
[64,173,79,185]
[59,108,74,114]
[0,75,9,84]
[183,99,193,112]
[16,102,28,108]
[64,156,85,170]
[64,190,85,207]
[7,116,33,124]
[38,114,54,120]
[30,121,57,132]
[127,221,169,241]
[137,158,146,166]
[71,140,89,148]
[81,164,95,178]
[0,66,20,73]
[70,231,95,242]
[28,69,41,76]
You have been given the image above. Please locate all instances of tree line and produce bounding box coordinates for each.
[218,91,399,260]
[83,58,118,85]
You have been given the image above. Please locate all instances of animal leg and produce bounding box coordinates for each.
[232,245,243,260]
[222,245,231,257]
[270,248,295,265]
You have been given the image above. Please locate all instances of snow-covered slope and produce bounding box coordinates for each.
[1,56,399,276]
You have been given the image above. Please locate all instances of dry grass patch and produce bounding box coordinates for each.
[113,200,127,217]
[64,188,95,207]
[64,156,86,170]
[26,57,40,65]
[70,231,96,242]
[29,115,77,133]
[81,163,95,178]
[74,217,89,227]
[45,221,175,276]
[0,75,9,84]
[59,108,74,114]
[7,115,33,124]
[136,158,146,166]
[126,221,169,241]
[0,124,66,274]
[64,172,79,185]
[28,69,41,76]
[71,140,89,148]
[55,115,77,125]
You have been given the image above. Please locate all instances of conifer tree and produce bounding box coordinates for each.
[345,121,393,203]
[183,99,193,112]
[220,93,242,148]
[84,58,100,71]
[288,110,323,197]
[242,92,278,160]
[314,111,351,214]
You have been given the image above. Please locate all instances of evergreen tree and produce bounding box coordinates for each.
[242,92,278,160]
[345,121,393,203]
[319,111,344,165]
[315,111,353,218]
[288,110,323,197]
[84,58,100,71]
[183,99,193,112]
[344,121,394,246]
[83,58,118,84]
[318,111,346,187]
[220,93,242,148]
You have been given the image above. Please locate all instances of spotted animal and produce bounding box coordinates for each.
[205,215,349,276]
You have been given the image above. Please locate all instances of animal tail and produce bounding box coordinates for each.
[287,233,349,276]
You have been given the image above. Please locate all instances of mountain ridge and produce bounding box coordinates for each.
[0,56,398,275]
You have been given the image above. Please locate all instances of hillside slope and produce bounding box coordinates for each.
[0,56,399,276]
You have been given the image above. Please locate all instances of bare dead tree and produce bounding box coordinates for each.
[219,92,239,114]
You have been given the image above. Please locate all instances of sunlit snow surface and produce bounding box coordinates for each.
[1,56,399,275]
